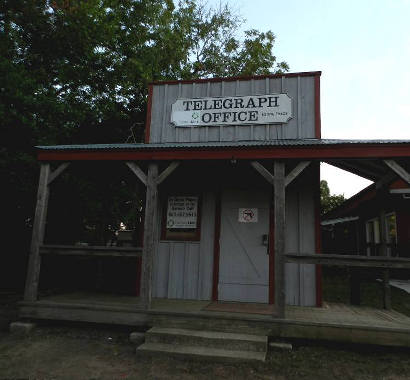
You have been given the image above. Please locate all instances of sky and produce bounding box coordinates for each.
[210,0,410,197]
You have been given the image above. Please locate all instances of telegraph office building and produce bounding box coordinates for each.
[24,71,410,327]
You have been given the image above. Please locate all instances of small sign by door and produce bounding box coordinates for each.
[238,208,258,223]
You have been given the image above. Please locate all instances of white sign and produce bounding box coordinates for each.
[171,94,292,127]
[167,196,198,229]
[238,208,258,223]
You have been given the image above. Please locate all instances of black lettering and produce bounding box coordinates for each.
[212,112,221,123]
[202,113,212,123]
[249,110,258,121]
[268,96,279,107]
[246,97,256,108]
[183,100,192,111]
[222,112,231,122]
[223,98,233,109]
[258,97,267,107]
[203,99,211,110]
[213,99,222,109]
[193,100,203,110]
[232,111,238,122]
[238,111,247,122]
[234,98,244,108]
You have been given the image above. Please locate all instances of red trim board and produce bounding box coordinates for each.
[211,191,221,301]
[38,143,410,162]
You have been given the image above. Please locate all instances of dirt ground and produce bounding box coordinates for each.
[0,324,409,380]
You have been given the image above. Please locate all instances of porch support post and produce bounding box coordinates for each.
[379,208,392,310]
[24,163,51,301]
[274,161,286,318]
[140,162,158,309]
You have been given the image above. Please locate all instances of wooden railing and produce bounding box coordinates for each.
[285,253,410,269]
[285,252,410,309]
[40,244,142,257]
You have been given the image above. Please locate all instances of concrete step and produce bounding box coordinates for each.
[146,327,267,352]
[137,342,267,363]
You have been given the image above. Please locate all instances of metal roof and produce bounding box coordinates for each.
[36,139,410,151]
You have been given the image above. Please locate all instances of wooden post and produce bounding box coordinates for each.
[140,162,158,309]
[274,161,286,318]
[24,163,51,302]
[379,209,392,310]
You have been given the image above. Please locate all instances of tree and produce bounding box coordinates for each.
[320,180,346,216]
[0,0,289,289]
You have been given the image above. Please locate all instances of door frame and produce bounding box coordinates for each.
[211,190,275,304]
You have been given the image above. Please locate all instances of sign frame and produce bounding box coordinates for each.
[171,93,293,127]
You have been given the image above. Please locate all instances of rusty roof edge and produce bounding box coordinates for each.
[148,71,322,86]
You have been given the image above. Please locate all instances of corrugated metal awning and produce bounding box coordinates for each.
[36,139,410,151]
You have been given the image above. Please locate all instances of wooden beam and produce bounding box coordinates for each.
[140,163,158,309]
[285,253,410,268]
[24,163,50,302]
[251,161,274,185]
[48,162,70,185]
[40,245,142,257]
[274,161,286,318]
[285,161,311,187]
[383,159,410,184]
[126,162,147,186]
[375,171,396,189]
[156,161,180,185]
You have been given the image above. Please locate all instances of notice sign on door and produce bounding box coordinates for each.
[167,196,198,229]
[238,208,258,223]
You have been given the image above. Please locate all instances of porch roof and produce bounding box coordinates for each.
[36,139,410,181]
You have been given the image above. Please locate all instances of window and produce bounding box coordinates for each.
[385,213,397,256]
[365,218,380,256]
[365,213,397,256]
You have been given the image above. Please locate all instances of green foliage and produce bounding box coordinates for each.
[0,0,288,258]
[320,180,346,216]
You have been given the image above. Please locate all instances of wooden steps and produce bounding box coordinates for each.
[137,327,268,363]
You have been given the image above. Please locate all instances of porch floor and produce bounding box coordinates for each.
[19,292,410,347]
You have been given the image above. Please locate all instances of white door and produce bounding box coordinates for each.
[218,188,270,303]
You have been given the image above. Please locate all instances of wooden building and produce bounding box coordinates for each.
[322,178,410,258]
[20,72,410,353]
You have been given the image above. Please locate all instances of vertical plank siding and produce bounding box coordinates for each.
[153,192,215,300]
[148,75,317,143]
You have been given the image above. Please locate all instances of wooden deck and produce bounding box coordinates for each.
[19,293,410,347]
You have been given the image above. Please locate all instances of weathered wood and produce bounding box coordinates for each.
[284,161,311,187]
[126,162,147,186]
[285,253,410,268]
[375,172,396,189]
[274,161,286,318]
[156,161,180,185]
[384,159,410,184]
[141,163,159,309]
[40,245,142,257]
[48,162,70,185]
[250,161,274,185]
[24,163,51,302]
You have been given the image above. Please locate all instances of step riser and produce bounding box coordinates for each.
[137,344,266,363]
[146,333,266,352]
[152,315,275,335]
